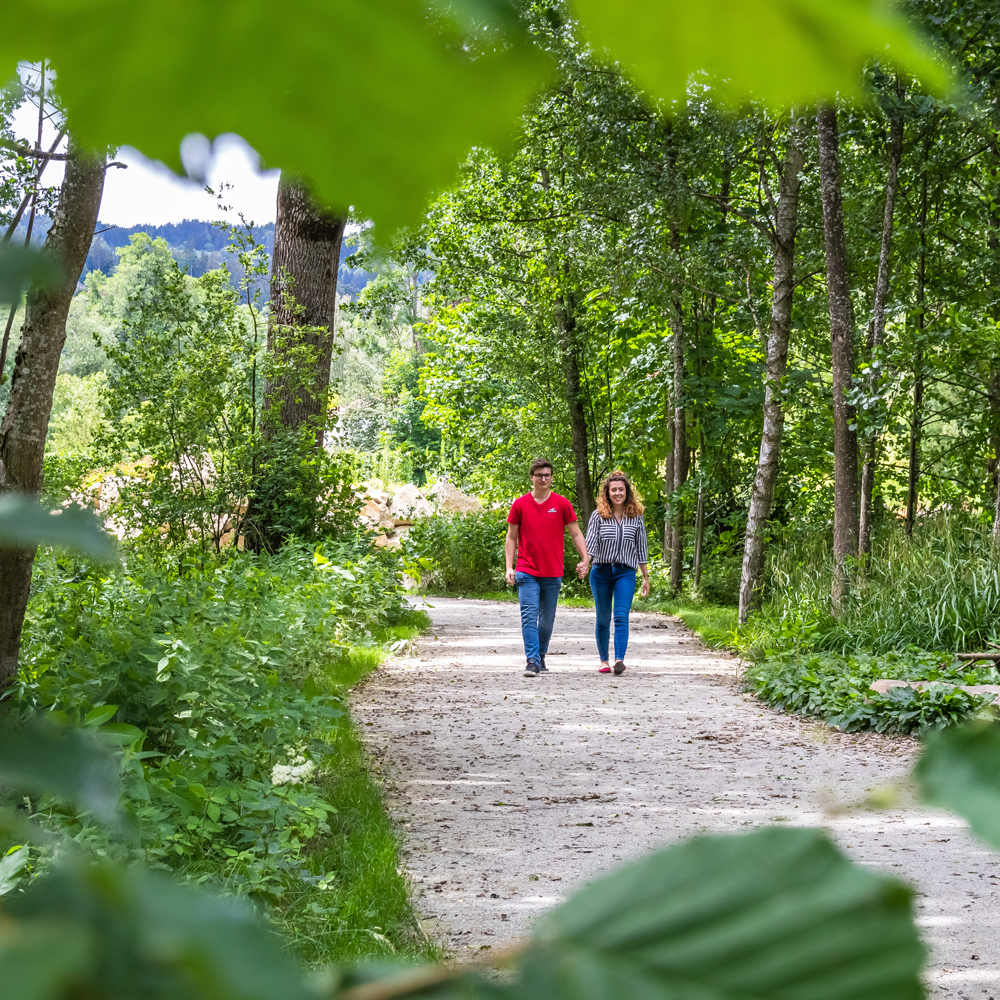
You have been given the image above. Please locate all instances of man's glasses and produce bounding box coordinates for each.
[531,472,553,479]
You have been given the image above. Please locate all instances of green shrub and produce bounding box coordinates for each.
[403,509,507,592]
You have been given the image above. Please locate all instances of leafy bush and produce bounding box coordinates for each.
[748,648,998,734]
[403,509,508,592]
[11,542,413,910]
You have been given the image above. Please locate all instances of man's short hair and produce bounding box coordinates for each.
[529,457,554,476]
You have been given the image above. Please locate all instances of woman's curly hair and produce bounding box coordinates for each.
[595,470,644,518]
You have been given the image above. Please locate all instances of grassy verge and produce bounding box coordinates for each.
[633,593,739,650]
[274,614,439,966]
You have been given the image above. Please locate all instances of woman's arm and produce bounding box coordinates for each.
[638,562,650,598]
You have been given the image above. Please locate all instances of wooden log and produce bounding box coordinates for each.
[955,652,1000,661]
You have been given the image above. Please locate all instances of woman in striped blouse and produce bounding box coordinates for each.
[582,471,650,675]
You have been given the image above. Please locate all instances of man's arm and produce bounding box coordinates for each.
[567,521,589,579]
[504,523,519,586]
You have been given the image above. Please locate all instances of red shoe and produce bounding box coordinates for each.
[598,666,611,673]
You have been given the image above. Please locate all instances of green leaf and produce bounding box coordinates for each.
[916,721,1000,850]
[0,718,121,826]
[7,862,315,1000]
[0,496,118,561]
[518,826,923,1000]
[0,846,29,897]
[0,920,92,1000]
[574,0,948,107]
[0,243,61,305]
[82,704,118,728]
[1,1,551,231]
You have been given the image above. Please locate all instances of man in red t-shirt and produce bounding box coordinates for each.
[505,457,588,677]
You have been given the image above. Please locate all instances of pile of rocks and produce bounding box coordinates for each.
[358,478,481,548]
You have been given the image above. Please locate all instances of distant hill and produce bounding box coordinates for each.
[14,216,374,300]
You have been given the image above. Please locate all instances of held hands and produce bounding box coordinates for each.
[640,577,650,598]
[576,559,590,580]
[505,568,517,586]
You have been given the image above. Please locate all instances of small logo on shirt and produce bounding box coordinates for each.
[548,508,557,513]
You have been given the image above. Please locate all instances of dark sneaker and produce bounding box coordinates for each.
[538,654,548,673]
[523,660,541,677]
[613,659,626,675]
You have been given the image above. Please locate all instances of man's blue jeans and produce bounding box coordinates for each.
[590,562,636,662]
[515,571,561,664]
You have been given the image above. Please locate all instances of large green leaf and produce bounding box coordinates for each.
[0,495,117,561]
[916,721,1000,850]
[0,0,550,231]
[0,243,61,305]
[0,920,92,1000]
[573,0,947,107]
[513,826,923,1000]
[0,718,121,825]
[5,862,315,1000]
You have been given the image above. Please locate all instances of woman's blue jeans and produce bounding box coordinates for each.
[515,571,562,664]
[589,562,636,662]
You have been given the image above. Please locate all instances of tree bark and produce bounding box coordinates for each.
[250,177,346,552]
[738,115,806,623]
[906,155,930,537]
[557,290,594,522]
[859,102,904,558]
[662,389,673,567]
[669,302,687,592]
[264,178,346,444]
[0,143,106,685]
[817,104,859,614]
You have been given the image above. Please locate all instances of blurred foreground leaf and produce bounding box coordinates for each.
[0,243,61,305]
[917,721,1000,850]
[0,0,549,231]
[574,0,947,107]
[4,861,314,1000]
[0,718,122,825]
[0,495,117,560]
[515,826,924,1000]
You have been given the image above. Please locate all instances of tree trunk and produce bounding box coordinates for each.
[817,104,859,614]
[859,101,904,558]
[738,115,806,623]
[906,155,930,537]
[557,291,594,522]
[669,302,687,592]
[693,481,706,589]
[0,143,105,685]
[250,177,346,552]
[662,389,673,567]
[264,178,346,443]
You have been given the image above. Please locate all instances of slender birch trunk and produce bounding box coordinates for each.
[738,115,806,623]
[859,102,904,558]
[817,104,859,614]
[906,154,930,537]
[669,301,687,592]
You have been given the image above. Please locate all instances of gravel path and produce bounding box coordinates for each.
[354,597,1000,997]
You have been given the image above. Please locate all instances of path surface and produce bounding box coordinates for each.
[354,597,1000,997]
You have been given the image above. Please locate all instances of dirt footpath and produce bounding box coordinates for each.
[354,597,1000,998]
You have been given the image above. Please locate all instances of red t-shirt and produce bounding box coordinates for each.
[507,492,577,577]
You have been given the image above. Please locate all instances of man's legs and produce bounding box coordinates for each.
[611,566,637,661]
[515,571,541,665]
[536,576,562,660]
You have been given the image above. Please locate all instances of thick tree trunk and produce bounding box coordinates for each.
[264,178,346,443]
[738,116,806,623]
[557,291,594,522]
[251,177,346,551]
[859,104,904,558]
[817,104,859,614]
[0,143,105,685]
[669,303,687,592]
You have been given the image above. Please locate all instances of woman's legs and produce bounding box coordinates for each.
[611,566,637,662]
[589,563,613,664]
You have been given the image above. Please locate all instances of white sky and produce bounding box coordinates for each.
[12,89,280,226]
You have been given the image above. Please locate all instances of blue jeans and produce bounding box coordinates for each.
[590,563,636,662]
[515,571,561,664]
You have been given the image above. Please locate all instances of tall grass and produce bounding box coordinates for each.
[746,515,1000,657]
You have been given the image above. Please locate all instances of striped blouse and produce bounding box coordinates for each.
[585,511,649,569]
